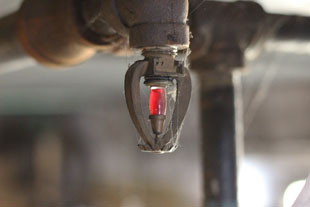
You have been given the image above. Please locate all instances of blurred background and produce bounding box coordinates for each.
[0,0,309,207]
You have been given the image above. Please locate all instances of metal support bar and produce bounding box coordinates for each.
[199,71,243,207]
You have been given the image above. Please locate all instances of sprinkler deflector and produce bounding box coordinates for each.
[125,50,191,153]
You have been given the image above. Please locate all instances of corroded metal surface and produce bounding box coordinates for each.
[17,0,96,67]
[117,0,190,49]
[189,1,277,72]
[0,13,35,70]
[13,0,129,67]
[189,1,310,72]
[0,0,309,69]
[80,0,190,49]
[120,0,191,153]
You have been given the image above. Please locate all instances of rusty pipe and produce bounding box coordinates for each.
[188,1,310,72]
[0,0,129,69]
[0,13,28,64]
[1,0,310,70]
[1,0,190,69]
[117,0,190,49]
[17,0,97,68]
[0,13,36,73]
[80,0,190,50]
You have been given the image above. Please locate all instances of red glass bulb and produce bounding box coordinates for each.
[149,87,166,116]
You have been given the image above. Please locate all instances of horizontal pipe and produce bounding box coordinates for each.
[272,15,310,40]
[0,0,309,72]
[0,13,36,73]
[0,0,129,70]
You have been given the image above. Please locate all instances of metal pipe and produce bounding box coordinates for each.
[0,0,189,70]
[0,0,129,69]
[1,0,309,71]
[0,13,35,73]
[199,71,242,207]
[272,15,310,40]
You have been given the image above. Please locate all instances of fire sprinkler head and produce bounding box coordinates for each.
[124,47,192,153]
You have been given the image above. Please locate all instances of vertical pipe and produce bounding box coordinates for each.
[199,70,243,207]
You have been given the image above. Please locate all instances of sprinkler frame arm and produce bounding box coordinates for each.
[125,58,191,153]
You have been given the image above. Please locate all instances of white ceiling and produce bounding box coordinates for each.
[0,0,21,17]
[257,0,310,16]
